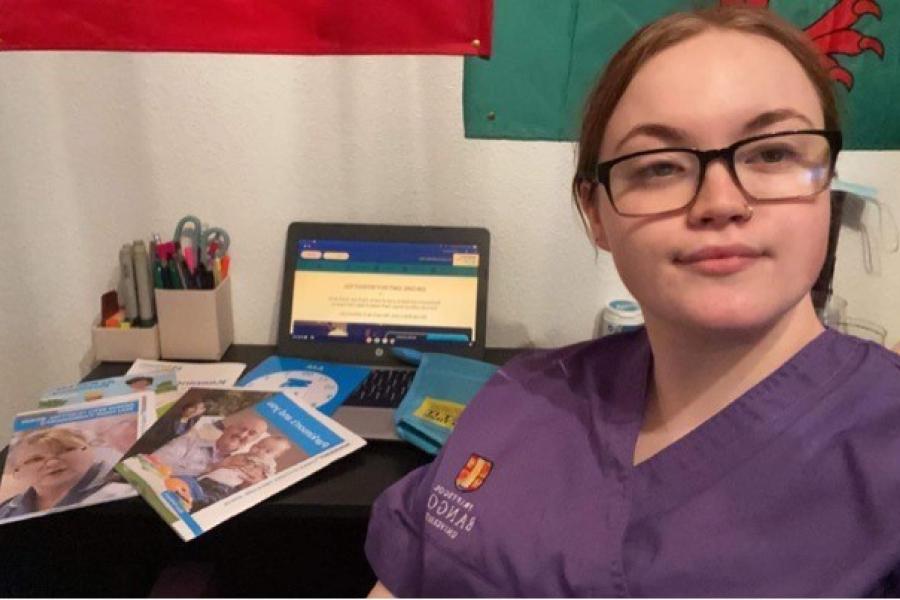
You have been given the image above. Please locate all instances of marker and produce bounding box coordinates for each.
[196,262,213,289]
[119,244,139,323]
[149,238,164,290]
[157,241,175,289]
[171,254,187,290]
[183,243,197,276]
[163,245,183,290]
[152,255,165,289]
[213,257,222,287]
[132,240,155,326]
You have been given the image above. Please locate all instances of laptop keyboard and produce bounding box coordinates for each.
[344,368,416,408]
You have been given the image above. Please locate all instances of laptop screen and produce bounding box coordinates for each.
[289,239,481,348]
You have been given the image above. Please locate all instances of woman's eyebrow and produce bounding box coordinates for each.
[611,109,816,155]
[613,123,689,153]
[742,108,814,133]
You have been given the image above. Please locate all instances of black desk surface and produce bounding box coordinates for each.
[0,344,522,597]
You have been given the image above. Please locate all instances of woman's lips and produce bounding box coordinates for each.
[675,244,763,275]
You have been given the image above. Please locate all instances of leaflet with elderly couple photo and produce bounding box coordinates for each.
[0,393,154,526]
[115,387,366,541]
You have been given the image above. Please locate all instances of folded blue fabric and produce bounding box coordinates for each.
[394,353,499,455]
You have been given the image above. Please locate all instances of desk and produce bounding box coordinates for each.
[0,344,521,597]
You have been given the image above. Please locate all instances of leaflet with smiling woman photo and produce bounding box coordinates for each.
[0,393,153,525]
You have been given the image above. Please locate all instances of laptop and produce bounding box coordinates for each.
[276,222,490,440]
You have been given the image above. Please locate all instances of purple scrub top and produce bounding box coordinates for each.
[366,328,900,597]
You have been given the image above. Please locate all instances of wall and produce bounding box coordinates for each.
[0,52,896,442]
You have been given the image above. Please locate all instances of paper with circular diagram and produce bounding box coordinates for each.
[237,356,370,416]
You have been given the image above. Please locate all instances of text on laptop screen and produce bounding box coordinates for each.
[291,240,480,347]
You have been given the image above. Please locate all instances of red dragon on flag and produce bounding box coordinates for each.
[723,0,885,89]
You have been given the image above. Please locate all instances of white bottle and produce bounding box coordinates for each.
[596,299,644,338]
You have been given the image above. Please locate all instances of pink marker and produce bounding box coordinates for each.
[183,244,197,274]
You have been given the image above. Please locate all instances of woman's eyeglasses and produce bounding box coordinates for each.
[592,129,842,216]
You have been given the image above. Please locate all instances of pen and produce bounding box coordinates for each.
[150,234,165,289]
[167,248,184,290]
[196,262,212,289]
[183,243,197,277]
[157,242,175,289]
[152,255,165,289]
[149,240,162,289]
[184,256,198,290]
[176,246,191,289]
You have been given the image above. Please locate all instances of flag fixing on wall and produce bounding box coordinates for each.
[0,0,492,57]
[463,0,898,150]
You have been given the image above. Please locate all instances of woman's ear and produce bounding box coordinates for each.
[578,182,611,251]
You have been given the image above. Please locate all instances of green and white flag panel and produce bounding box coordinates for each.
[464,0,899,149]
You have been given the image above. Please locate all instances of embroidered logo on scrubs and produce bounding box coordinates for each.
[455,454,493,492]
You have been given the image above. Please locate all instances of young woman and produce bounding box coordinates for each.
[365,6,900,596]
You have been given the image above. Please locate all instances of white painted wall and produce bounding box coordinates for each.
[0,52,897,442]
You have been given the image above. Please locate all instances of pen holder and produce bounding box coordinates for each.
[155,276,234,360]
[92,322,161,362]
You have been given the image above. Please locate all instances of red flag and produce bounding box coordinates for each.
[0,0,492,56]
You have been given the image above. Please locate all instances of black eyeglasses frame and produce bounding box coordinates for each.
[592,129,843,217]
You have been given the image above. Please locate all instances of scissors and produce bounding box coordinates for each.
[202,226,231,260]
[173,215,231,266]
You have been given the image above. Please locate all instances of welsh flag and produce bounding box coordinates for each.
[0,0,492,57]
[463,0,899,149]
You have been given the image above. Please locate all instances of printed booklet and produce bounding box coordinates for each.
[115,387,365,541]
[39,372,177,409]
[126,359,247,416]
[238,356,370,416]
[0,393,154,525]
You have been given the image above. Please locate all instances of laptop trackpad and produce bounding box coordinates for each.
[333,406,400,441]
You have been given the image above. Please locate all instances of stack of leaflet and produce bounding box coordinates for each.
[0,373,170,525]
[0,356,370,540]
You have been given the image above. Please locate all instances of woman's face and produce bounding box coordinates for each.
[14,438,95,492]
[585,29,831,334]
